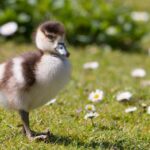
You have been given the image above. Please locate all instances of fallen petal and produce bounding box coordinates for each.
[125,107,137,113]
[116,91,132,102]
[83,61,99,69]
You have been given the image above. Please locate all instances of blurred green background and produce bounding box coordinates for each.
[0,0,150,51]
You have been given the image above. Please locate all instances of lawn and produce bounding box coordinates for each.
[0,43,149,149]
[116,0,150,11]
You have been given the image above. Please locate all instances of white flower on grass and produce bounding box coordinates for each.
[131,11,149,22]
[131,68,146,78]
[18,13,30,22]
[28,0,37,5]
[140,103,147,112]
[83,61,99,70]
[125,107,137,113]
[88,89,104,102]
[116,91,132,102]
[84,112,99,120]
[106,26,118,36]
[147,106,150,114]
[0,22,18,36]
[141,103,147,108]
[85,104,96,112]
[45,98,56,105]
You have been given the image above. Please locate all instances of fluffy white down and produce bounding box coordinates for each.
[0,63,8,107]
[0,63,6,80]
[12,57,25,88]
[0,54,71,111]
[35,30,57,51]
[22,54,71,111]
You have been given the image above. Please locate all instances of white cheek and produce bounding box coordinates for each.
[52,41,58,49]
[35,30,54,51]
[43,39,52,50]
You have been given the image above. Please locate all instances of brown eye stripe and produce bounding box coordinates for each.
[48,35,56,39]
[45,32,56,39]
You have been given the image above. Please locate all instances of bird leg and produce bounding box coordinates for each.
[19,110,50,141]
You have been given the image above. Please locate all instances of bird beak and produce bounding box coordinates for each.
[55,43,70,57]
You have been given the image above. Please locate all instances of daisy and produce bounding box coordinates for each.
[141,103,147,112]
[141,103,147,108]
[18,13,30,22]
[45,98,56,105]
[0,22,18,36]
[83,61,99,69]
[131,11,149,22]
[88,89,104,102]
[84,112,99,120]
[147,106,150,115]
[116,91,132,102]
[125,107,137,113]
[131,68,146,78]
[106,26,118,36]
[85,104,96,112]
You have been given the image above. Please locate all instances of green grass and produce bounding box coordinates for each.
[0,43,149,149]
[115,0,150,11]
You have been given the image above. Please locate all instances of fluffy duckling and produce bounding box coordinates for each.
[0,21,71,140]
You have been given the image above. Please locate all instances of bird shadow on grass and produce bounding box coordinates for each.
[45,134,124,149]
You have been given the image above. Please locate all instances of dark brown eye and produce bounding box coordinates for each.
[47,34,56,39]
[45,32,56,40]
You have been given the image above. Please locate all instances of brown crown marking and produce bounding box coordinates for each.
[40,21,65,36]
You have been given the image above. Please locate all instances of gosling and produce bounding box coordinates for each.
[0,21,71,140]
